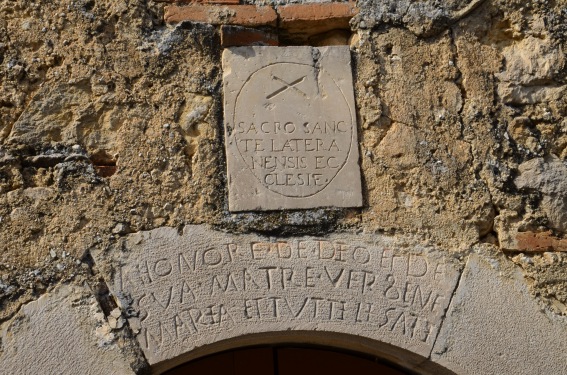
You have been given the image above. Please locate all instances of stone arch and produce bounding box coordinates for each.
[153,331,455,375]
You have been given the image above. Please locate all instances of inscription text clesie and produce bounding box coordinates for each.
[233,62,353,198]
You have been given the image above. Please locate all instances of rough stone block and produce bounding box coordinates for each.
[0,285,135,375]
[309,30,351,46]
[222,46,363,211]
[165,5,277,26]
[93,225,462,372]
[431,252,567,374]
[515,156,567,232]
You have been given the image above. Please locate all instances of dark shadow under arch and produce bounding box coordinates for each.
[165,345,410,375]
[152,331,455,375]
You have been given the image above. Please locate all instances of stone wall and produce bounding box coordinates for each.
[0,0,566,374]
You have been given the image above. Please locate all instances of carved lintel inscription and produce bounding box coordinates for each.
[93,226,462,365]
[222,46,363,211]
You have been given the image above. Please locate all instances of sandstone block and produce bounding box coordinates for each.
[0,285,135,375]
[222,46,362,211]
[431,252,567,374]
[93,225,462,372]
[309,30,351,46]
[515,156,567,232]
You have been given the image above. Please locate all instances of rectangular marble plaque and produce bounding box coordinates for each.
[93,226,462,369]
[222,46,363,211]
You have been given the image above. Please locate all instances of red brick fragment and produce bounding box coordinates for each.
[156,0,240,4]
[278,2,358,30]
[515,231,567,252]
[220,25,278,47]
[165,4,277,27]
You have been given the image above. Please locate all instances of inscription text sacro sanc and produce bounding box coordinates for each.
[230,62,354,198]
[233,120,348,190]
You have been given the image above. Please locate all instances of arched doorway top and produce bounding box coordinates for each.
[153,331,454,375]
[165,344,409,375]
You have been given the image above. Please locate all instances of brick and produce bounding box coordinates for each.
[156,0,239,4]
[164,4,277,27]
[220,25,278,47]
[278,2,358,30]
[514,231,567,252]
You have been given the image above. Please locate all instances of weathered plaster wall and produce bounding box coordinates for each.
[0,0,566,373]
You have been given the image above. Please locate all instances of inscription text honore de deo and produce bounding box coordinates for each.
[114,231,458,360]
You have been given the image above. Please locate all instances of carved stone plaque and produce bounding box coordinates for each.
[93,226,462,369]
[222,46,363,211]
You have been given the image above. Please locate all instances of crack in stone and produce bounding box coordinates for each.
[85,249,152,374]
[428,254,468,359]
[449,27,499,247]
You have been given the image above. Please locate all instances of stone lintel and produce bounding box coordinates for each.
[93,225,462,371]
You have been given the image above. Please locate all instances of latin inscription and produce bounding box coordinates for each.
[101,227,461,364]
[223,46,363,210]
[230,120,349,191]
[230,63,353,197]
